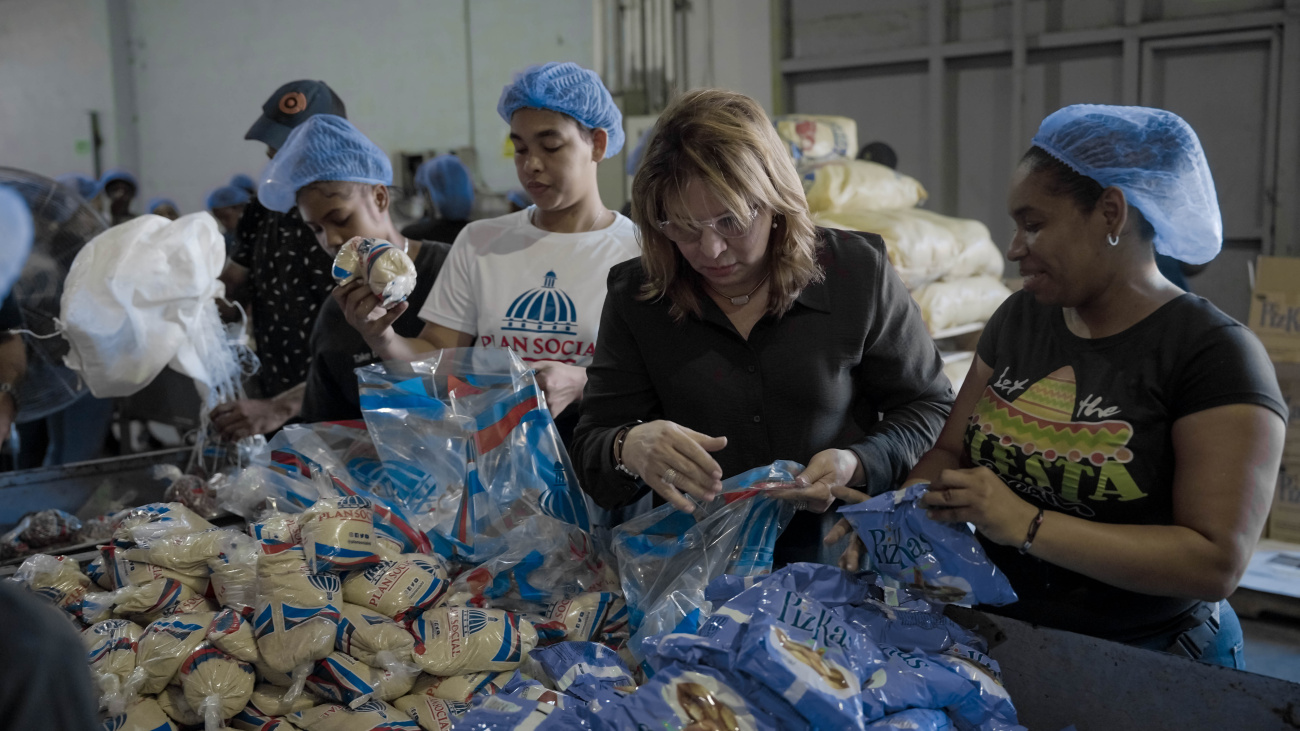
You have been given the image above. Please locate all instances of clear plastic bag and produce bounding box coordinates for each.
[356,348,592,563]
[612,461,800,658]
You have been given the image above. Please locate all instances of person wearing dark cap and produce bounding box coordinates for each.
[213,80,345,440]
[147,197,181,220]
[207,185,251,257]
[99,167,139,225]
[230,173,257,196]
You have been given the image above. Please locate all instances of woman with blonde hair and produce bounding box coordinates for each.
[570,89,954,561]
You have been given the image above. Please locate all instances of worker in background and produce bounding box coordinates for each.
[857,140,898,169]
[338,62,639,447]
[229,172,258,197]
[212,80,344,440]
[54,173,98,204]
[400,153,475,243]
[505,188,531,212]
[207,185,251,257]
[256,115,451,422]
[844,105,1285,669]
[147,197,181,220]
[99,168,139,225]
[0,184,99,730]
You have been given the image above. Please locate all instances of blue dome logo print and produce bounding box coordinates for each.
[502,271,578,334]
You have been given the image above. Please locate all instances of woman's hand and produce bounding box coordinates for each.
[770,449,866,513]
[822,484,873,571]
[210,398,291,441]
[334,280,407,352]
[533,361,586,416]
[922,466,1039,546]
[621,421,727,513]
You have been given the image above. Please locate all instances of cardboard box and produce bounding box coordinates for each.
[1276,363,1300,463]
[1249,256,1300,364]
[1268,461,1300,544]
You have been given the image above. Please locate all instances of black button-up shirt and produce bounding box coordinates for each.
[572,228,954,522]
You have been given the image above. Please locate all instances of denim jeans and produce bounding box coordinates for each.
[1131,600,1245,670]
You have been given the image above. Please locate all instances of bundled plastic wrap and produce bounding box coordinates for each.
[179,643,257,726]
[774,114,858,164]
[108,551,210,594]
[410,607,538,675]
[613,461,799,657]
[911,276,1012,334]
[450,515,616,612]
[209,532,261,616]
[838,484,1018,606]
[9,553,90,617]
[254,548,343,674]
[158,684,205,727]
[305,652,377,708]
[336,603,416,668]
[157,464,223,519]
[906,209,1004,280]
[408,670,513,703]
[356,348,592,562]
[290,700,421,730]
[368,663,418,702]
[299,495,381,573]
[802,159,928,214]
[342,557,447,622]
[118,528,231,577]
[815,209,1001,290]
[84,618,146,715]
[209,608,262,662]
[114,578,204,624]
[250,683,319,716]
[331,237,418,308]
[114,503,216,543]
[392,694,471,729]
[136,612,219,694]
[102,696,181,731]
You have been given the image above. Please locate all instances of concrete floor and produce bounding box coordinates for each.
[1240,616,1300,683]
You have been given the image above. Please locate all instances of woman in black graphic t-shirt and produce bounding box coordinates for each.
[870,105,1287,668]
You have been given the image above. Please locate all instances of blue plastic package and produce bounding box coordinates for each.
[705,563,876,608]
[734,614,865,730]
[599,663,781,731]
[530,642,636,700]
[928,645,1018,730]
[453,694,600,730]
[866,708,955,730]
[838,485,1018,606]
[699,584,887,678]
[640,632,736,676]
[836,599,986,654]
[862,645,977,722]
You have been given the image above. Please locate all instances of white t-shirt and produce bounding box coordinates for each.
[419,208,640,366]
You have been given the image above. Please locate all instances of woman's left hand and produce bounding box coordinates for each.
[922,466,1039,546]
[771,449,866,513]
[532,361,586,416]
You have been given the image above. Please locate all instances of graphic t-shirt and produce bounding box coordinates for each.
[969,291,1286,641]
[418,208,640,367]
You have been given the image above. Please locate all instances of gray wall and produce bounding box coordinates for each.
[782,0,1300,323]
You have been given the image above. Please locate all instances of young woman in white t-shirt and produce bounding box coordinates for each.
[338,62,638,423]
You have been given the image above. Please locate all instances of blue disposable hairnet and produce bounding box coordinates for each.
[229,173,257,195]
[56,173,98,201]
[99,168,138,191]
[1030,104,1222,264]
[0,186,33,300]
[497,62,624,158]
[415,154,474,221]
[505,189,532,209]
[147,197,178,214]
[258,114,392,213]
[207,186,250,210]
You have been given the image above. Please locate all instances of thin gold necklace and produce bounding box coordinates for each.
[704,271,770,306]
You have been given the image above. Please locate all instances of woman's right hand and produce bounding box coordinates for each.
[334,280,407,351]
[621,421,727,513]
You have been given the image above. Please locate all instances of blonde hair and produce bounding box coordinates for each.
[631,89,823,321]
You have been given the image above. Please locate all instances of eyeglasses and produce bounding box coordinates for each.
[657,207,759,243]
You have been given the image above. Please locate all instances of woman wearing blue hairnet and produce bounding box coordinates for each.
[401,153,474,244]
[339,62,640,439]
[856,105,1287,668]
